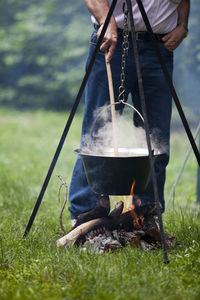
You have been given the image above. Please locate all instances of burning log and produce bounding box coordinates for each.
[56,217,117,247]
[109,201,124,218]
[57,201,125,248]
[118,203,156,231]
[57,201,179,252]
[118,210,135,231]
[142,215,161,243]
[71,196,110,229]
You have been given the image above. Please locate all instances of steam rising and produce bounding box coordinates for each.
[81,104,167,157]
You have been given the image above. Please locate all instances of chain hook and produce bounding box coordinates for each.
[118,3,129,102]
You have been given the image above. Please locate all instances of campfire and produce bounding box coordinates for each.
[56,98,177,255]
[57,196,178,253]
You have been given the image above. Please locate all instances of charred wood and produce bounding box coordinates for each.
[57,217,118,247]
[72,205,109,229]
[109,201,124,218]
[57,200,179,253]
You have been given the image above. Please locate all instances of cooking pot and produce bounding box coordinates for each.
[75,147,162,195]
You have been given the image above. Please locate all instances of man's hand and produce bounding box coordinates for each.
[162,25,187,52]
[85,0,118,62]
[97,22,118,62]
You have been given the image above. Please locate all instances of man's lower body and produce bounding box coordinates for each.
[68,29,173,221]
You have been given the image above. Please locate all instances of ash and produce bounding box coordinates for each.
[83,230,122,253]
[82,220,179,254]
[57,201,180,252]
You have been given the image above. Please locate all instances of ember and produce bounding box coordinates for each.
[57,200,179,253]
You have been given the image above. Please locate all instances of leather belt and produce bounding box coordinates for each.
[94,23,165,42]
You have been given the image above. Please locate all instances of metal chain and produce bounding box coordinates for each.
[118,5,129,102]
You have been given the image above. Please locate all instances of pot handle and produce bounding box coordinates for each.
[84,101,144,146]
[116,100,144,123]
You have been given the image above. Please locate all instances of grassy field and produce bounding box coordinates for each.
[0,108,200,300]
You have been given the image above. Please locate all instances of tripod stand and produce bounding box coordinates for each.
[23,0,199,264]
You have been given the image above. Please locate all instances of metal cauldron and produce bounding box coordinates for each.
[75,147,162,195]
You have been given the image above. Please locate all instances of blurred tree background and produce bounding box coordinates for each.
[173,0,200,122]
[0,0,91,110]
[0,0,199,114]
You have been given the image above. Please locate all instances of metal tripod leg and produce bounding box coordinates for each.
[23,0,118,238]
[135,0,200,167]
[126,0,169,264]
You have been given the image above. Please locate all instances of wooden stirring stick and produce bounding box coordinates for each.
[105,53,118,157]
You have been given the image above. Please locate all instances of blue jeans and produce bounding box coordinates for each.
[68,30,173,219]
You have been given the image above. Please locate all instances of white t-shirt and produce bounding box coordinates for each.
[91,0,181,33]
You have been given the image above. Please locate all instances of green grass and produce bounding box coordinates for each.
[0,108,200,300]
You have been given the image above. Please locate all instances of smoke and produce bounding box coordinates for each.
[81,104,167,157]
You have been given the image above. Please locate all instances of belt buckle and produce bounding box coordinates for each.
[135,32,142,41]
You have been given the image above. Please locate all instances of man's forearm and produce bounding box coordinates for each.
[84,0,118,62]
[84,0,114,26]
[162,0,190,51]
[177,0,190,28]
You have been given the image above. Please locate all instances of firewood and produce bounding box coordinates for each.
[109,201,124,218]
[57,217,117,248]
[143,215,161,242]
[118,210,135,231]
[72,197,110,229]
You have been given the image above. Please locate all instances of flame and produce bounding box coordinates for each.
[123,180,135,212]
[129,180,143,228]
[121,180,144,228]
[130,204,139,227]
[130,180,135,196]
